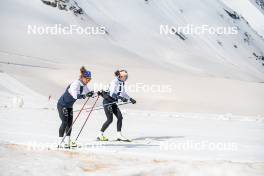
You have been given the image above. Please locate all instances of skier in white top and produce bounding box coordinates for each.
[57,66,95,148]
[97,69,136,142]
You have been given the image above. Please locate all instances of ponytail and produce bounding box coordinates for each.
[80,66,87,77]
[114,70,120,77]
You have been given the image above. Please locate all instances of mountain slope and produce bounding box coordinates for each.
[0,0,264,115]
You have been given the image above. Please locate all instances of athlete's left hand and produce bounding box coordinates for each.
[130,98,136,104]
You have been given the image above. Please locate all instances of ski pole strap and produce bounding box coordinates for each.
[75,96,100,141]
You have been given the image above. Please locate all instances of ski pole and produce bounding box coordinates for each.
[73,101,131,112]
[72,101,114,112]
[85,101,132,112]
[60,97,90,145]
[75,96,100,141]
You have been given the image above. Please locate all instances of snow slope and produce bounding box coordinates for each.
[1,0,264,175]
[1,0,264,81]
[0,71,264,176]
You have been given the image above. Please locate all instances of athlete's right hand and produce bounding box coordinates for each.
[80,95,86,99]
[86,91,94,97]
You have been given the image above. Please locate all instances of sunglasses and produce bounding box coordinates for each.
[84,77,92,81]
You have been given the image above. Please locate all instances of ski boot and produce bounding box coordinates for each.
[63,141,77,149]
[64,143,71,149]
[70,140,78,148]
[63,136,77,149]
[97,135,109,141]
[116,132,131,142]
[57,137,65,148]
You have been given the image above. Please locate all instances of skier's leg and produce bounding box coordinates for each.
[101,105,114,132]
[65,108,77,147]
[58,105,69,137]
[65,108,73,136]
[97,99,114,141]
[97,101,114,141]
[112,104,123,132]
[57,105,69,147]
[113,105,130,141]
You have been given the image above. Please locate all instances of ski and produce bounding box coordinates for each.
[94,139,152,144]
[116,139,132,142]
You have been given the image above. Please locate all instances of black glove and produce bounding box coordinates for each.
[119,96,128,102]
[97,91,103,96]
[130,98,136,104]
[86,91,94,97]
[98,90,114,102]
[97,90,107,97]
[77,94,86,99]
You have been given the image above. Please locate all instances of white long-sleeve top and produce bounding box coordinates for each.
[58,79,92,108]
[68,79,91,99]
[109,77,130,100]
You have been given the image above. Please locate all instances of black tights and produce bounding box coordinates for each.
[101,100,123,132]
[57,104,73,137]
